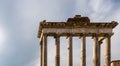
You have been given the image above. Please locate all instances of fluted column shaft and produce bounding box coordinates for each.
[55,35,60,66]
[104,36,111,66]
[68,36,73,66]
[93,36,99,66]
[43,34,47,66]
[80,35,86,66]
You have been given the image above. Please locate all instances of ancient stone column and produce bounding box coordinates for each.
[104,35,111,66]
[43,34,47,66]
[98,41,102,66]
[55,35,60,66]
[40,40,43,66]
[80,35,86,66]
[93,36,99,66]
[68,35,73,66]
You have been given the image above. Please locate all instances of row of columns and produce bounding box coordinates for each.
[40,34,111,66]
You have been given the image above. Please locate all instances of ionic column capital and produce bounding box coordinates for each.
[66,33,73,39]
[54,34,60,39]
[43,33,48,37]
[79,33,86,38]
[98,37,105,45]
[104,34,112,38]
[92,33,99,39]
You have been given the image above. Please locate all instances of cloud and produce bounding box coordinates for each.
[24,57,40,66]
[0,27,7,54]
[0,0,77,66]
[27,0,119,65]
[75,0,92,15]
[0,0,120,66]
[108,8,120,60]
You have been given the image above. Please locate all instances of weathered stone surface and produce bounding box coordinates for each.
[80,36,86,66]
[55,35,60,66]
[67,15,90,23]
[37,15,118,66]
[111,60,120,66]
[42,28,112,34]
[68,36,73,66]
[37,16,118,38]
[104,36,111,66]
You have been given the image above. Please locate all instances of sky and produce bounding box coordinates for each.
[0,0,120,66]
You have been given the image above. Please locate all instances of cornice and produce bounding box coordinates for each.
[37,15,118,38]
[39,21,118,28]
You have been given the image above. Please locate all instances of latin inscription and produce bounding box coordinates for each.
[42,28,112,34]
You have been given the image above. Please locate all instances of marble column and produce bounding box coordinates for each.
[80,35,86,66]
[40,39,43,66]
[104,35,111,66]
[55,35,60,66]
[93,36,99,66]
[68,36,73,66]
[43,34,47,66]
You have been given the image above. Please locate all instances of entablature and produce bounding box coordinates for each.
[37,15,118,38]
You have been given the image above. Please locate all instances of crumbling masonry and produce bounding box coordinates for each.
[37,15,119,66]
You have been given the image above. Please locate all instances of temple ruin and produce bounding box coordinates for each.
[37,15,118,66]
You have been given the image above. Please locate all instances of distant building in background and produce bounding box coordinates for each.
[111,60,120,66]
